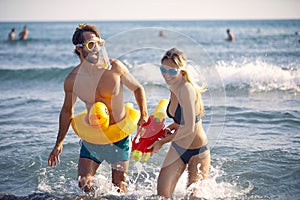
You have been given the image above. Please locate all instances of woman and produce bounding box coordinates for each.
[151,48,210,198]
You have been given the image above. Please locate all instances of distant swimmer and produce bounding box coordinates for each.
[159,30,165,37]
[19,25,29,40]
[8,28,16,40]
[226,29,234,41]
[257,28,262,33]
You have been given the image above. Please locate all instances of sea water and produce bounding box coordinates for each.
[0,20,299,199]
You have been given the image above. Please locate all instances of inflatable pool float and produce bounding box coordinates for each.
[71,102,140,144]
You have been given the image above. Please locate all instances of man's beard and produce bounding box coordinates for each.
[83,51,99,64]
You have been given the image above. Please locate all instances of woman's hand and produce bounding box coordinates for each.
[167,123,179,132]
[148,140,163,154]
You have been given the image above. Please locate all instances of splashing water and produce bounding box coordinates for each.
[216,59,300,92]
[41,162,252,199]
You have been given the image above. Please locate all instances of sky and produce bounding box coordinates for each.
[0,0,300,22]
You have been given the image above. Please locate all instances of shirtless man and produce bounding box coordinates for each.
[8,28,16,40]
[19,25,29,40]
[48,24,148,192]
[226,29,234,41]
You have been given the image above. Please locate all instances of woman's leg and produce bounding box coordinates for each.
[157,145,186,198]
[187,151,210,188]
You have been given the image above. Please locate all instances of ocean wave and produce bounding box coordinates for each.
[0,60,299,93]
[0,192,59,200]
[0,67,73,83]
[129,60,300,93]
[216,60,300,92]
[225,107,300,126]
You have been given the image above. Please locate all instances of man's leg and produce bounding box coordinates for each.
[78,157,100,192]
[111,160,129,192]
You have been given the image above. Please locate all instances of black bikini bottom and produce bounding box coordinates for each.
[172,142,208,164]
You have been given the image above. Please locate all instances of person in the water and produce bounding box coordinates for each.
[150,47,210,198]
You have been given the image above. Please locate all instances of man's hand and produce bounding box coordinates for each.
[48,144,63,166]
[137,117,147,127]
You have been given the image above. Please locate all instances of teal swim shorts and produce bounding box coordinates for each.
[80,136,131,164]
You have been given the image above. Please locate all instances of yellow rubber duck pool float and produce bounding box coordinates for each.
[71,102,140,144]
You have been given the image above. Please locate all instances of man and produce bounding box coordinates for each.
[19,25,29,40]
[48,24,148,192]
[226,29,234,42]
[8,28,16,40]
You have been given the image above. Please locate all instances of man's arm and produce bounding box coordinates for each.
[55,90,76,147]
[116,61,148,125]
[133,82,148,125]
[48,76,77,166]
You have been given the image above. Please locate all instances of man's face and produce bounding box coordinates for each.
[80,32,100,64]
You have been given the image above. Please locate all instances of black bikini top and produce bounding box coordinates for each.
[166,101,201,125]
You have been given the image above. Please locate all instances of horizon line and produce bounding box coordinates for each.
[1,18,300,23]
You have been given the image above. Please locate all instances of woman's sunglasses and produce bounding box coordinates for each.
[160,66,180,76]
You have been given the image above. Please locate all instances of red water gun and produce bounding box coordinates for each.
[132,99,170,162]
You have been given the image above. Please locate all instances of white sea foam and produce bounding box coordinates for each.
[49,162,251,199]
[126,59,300,93]
[216,59,300,92]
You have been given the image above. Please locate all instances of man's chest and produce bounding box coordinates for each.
[74,74,121,102]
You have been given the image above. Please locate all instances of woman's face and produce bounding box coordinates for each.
[160,59,181,86]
